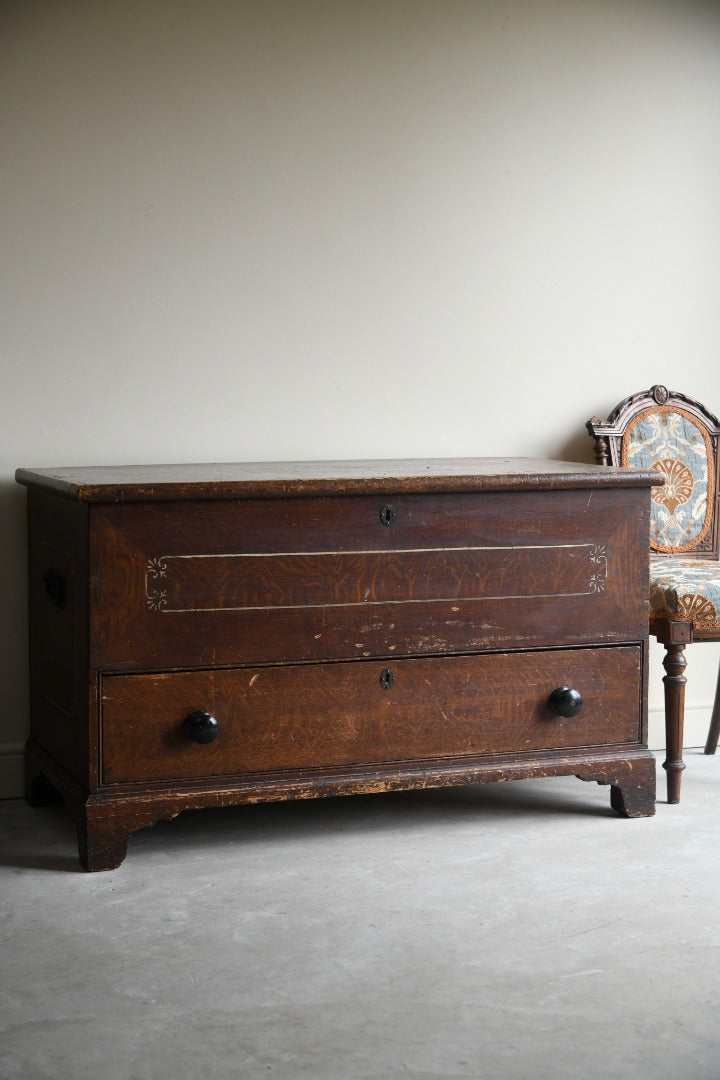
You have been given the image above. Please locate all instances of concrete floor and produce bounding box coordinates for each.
[1,753,719,1080]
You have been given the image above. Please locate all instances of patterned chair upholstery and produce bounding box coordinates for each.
[587,385,720,804]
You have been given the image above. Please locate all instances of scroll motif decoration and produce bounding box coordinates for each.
[145,557,168,611]
[589,545,608,593]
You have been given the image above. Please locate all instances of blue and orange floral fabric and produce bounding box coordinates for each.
[650,558,720,632]
[623,406,713,553]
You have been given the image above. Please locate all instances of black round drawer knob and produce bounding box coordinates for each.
[183,710,219,744]
[549,687,583,718]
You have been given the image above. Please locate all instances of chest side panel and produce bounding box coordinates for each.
[25,490,92,785]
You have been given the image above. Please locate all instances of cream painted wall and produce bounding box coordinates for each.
[2,0,720,796]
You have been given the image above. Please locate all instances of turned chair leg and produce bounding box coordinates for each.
[662,641,687,804]
[703,659,720,755]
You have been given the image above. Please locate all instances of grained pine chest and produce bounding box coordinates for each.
[16,457,659,870]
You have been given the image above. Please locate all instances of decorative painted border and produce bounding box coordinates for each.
[144,543,609,614]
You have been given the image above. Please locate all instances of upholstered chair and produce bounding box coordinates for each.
[587,385,720,804]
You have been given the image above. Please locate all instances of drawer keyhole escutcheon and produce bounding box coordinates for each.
[379,668,396,690]
[549,687,583,718]
[184,710,219,744]
[379,504,397,527]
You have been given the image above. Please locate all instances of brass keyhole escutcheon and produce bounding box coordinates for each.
[379,668,396,690]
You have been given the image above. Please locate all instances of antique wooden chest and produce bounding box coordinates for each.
[16,458,659,870]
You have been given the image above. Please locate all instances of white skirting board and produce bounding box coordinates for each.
[648,702,713,755]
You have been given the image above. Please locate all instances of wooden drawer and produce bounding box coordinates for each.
[101,646,642,785]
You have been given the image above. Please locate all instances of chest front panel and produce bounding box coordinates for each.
[89,488,649,671]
